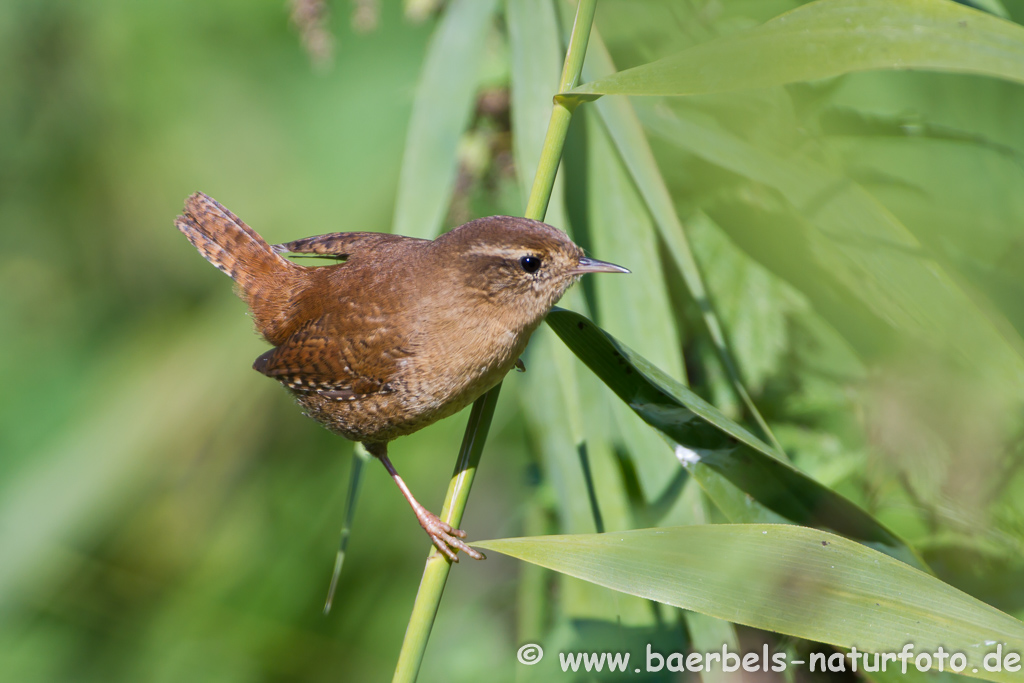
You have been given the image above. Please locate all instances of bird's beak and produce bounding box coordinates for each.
[571,257,631,275]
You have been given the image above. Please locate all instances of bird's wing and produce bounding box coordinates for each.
[273,232,429,261]
[253,315,412,400]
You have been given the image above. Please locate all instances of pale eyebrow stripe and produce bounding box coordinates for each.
[463,246,532,259]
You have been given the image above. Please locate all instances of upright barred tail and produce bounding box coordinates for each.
[175,192,303,344]
[175,192,290,289]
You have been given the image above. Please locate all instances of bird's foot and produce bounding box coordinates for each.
[415,508,485,562]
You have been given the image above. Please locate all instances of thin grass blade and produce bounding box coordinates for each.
[323,442,370,614]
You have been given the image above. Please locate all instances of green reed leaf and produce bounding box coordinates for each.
[547,308,923,568]
[476,524,1024,683]
[570,0,1024,98]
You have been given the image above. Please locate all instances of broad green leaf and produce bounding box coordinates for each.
[584,110,687,498]
[522,252,648,622]
[507,0,588,530]
[391,0,499,239]
[476,525,1024,683]
[505,0,571,233]
[570,0,1024,98]
[509,0,650,625]
[826,132,1024,337]
[506,0,562,205]
[813,70,1024,154]
[522,326,657,626]
[579,29,784,453]
[638,99,1024,388]
[510,0,665,628]
[685,211,802,394]
[546,308,922,568]
[506,0,569,645]
[584,110,684,391]
[521,286,592,535]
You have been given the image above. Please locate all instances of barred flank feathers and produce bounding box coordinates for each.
[175,192,303,345]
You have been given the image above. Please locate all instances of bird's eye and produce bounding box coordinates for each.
[520,255,541,273]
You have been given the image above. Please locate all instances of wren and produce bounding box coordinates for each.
[175,192,628,561]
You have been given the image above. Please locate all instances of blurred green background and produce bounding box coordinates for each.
[0,2,528,680]
[5,0,1024,681]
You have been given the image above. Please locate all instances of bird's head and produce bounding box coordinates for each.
[432,216,628,324]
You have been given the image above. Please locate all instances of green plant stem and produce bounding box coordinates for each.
[323,443,370,614]
[391,2,598,682]
[525,0,597,221]
[392,386,501,683]
[524,104,574,221]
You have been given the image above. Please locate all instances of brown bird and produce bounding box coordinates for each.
[175,192,628,561]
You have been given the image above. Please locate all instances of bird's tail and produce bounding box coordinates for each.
[176,192,303,344]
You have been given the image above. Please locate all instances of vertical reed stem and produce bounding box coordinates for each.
[391,2,599,681]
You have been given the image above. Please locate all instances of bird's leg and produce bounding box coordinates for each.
[365,442,485,562]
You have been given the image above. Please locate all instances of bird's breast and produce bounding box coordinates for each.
[403,312,536,415]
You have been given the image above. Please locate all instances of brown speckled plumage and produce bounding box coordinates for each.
[175,191,627,561]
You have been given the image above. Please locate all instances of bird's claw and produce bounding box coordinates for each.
[417,510,485,562]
